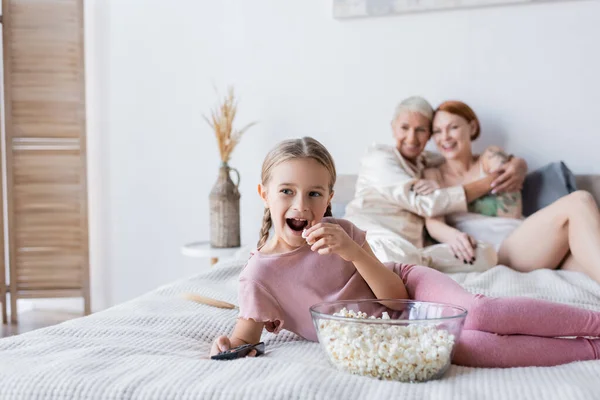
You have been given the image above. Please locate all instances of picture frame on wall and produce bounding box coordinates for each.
[333,0,584,19]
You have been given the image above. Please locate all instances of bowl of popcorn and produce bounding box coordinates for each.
[309,299,467,382]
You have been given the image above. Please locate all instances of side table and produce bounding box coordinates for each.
[181,241,243,265]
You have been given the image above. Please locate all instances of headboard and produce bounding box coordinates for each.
[575,175,600,203]
[331,174,600,217]
[330,175,359,218]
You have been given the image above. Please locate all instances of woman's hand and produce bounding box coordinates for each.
[448,231,477,264]
[411,179,440,195]
[304,222,361,262]
[490,156,527,194]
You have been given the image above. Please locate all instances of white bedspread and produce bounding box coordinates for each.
[1,259,600,400]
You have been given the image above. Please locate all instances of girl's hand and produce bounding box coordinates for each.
[411,179,440,195]
[448,232,477,264]
[304,222,361,262]
[209,336,257,358]
[210,336,232,357]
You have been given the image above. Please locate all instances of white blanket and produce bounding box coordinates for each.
[1,259,600,400]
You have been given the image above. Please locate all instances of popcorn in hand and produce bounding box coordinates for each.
[316,307,455,382]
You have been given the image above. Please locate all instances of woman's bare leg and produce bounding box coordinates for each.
[498,191,600,283]
[561,252,586,273]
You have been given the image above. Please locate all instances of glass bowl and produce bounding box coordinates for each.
[310,299,467,382]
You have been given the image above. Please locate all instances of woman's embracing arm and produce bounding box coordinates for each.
[480,146,528,193]
[421,167,498,205]
[359,145,469,217]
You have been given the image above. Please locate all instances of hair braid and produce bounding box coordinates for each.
[257,208,272,249]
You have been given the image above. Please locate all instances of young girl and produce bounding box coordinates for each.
[210,136,600,368]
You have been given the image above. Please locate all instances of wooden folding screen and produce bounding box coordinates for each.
[0,87,4,323]
[2,0,89,323]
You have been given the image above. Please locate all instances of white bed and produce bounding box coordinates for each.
[1,258,600,399]
[1,174,600,399]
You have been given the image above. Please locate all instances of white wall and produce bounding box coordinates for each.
[86,0,600,308]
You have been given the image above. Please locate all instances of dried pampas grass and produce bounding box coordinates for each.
[203,86,257,163]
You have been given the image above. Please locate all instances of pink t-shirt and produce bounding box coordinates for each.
[238,217,399,342]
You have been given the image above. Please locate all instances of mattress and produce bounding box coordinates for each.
[1,258,599,400]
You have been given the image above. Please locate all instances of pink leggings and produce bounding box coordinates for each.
[398,264,600,367]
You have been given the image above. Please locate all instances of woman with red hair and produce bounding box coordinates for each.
[422,100,600,284]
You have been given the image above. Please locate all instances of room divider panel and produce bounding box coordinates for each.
[1,0,90,323]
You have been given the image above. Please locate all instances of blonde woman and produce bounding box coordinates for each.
[344,96,528,272]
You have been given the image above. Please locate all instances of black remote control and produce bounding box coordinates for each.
[211,342,265,360]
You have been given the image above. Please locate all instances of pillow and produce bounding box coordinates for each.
[521,161,577,217]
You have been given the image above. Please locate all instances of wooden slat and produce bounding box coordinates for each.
[17,274,81,291]
[0,21,6,325]
[2,0,90,322]
[17,289,84,299]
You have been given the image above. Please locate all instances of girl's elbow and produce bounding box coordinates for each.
[394,290,409,300]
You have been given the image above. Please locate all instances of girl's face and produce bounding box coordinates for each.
[259,158,334,252]
[391,111,431,162]
[431,111,477,160]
